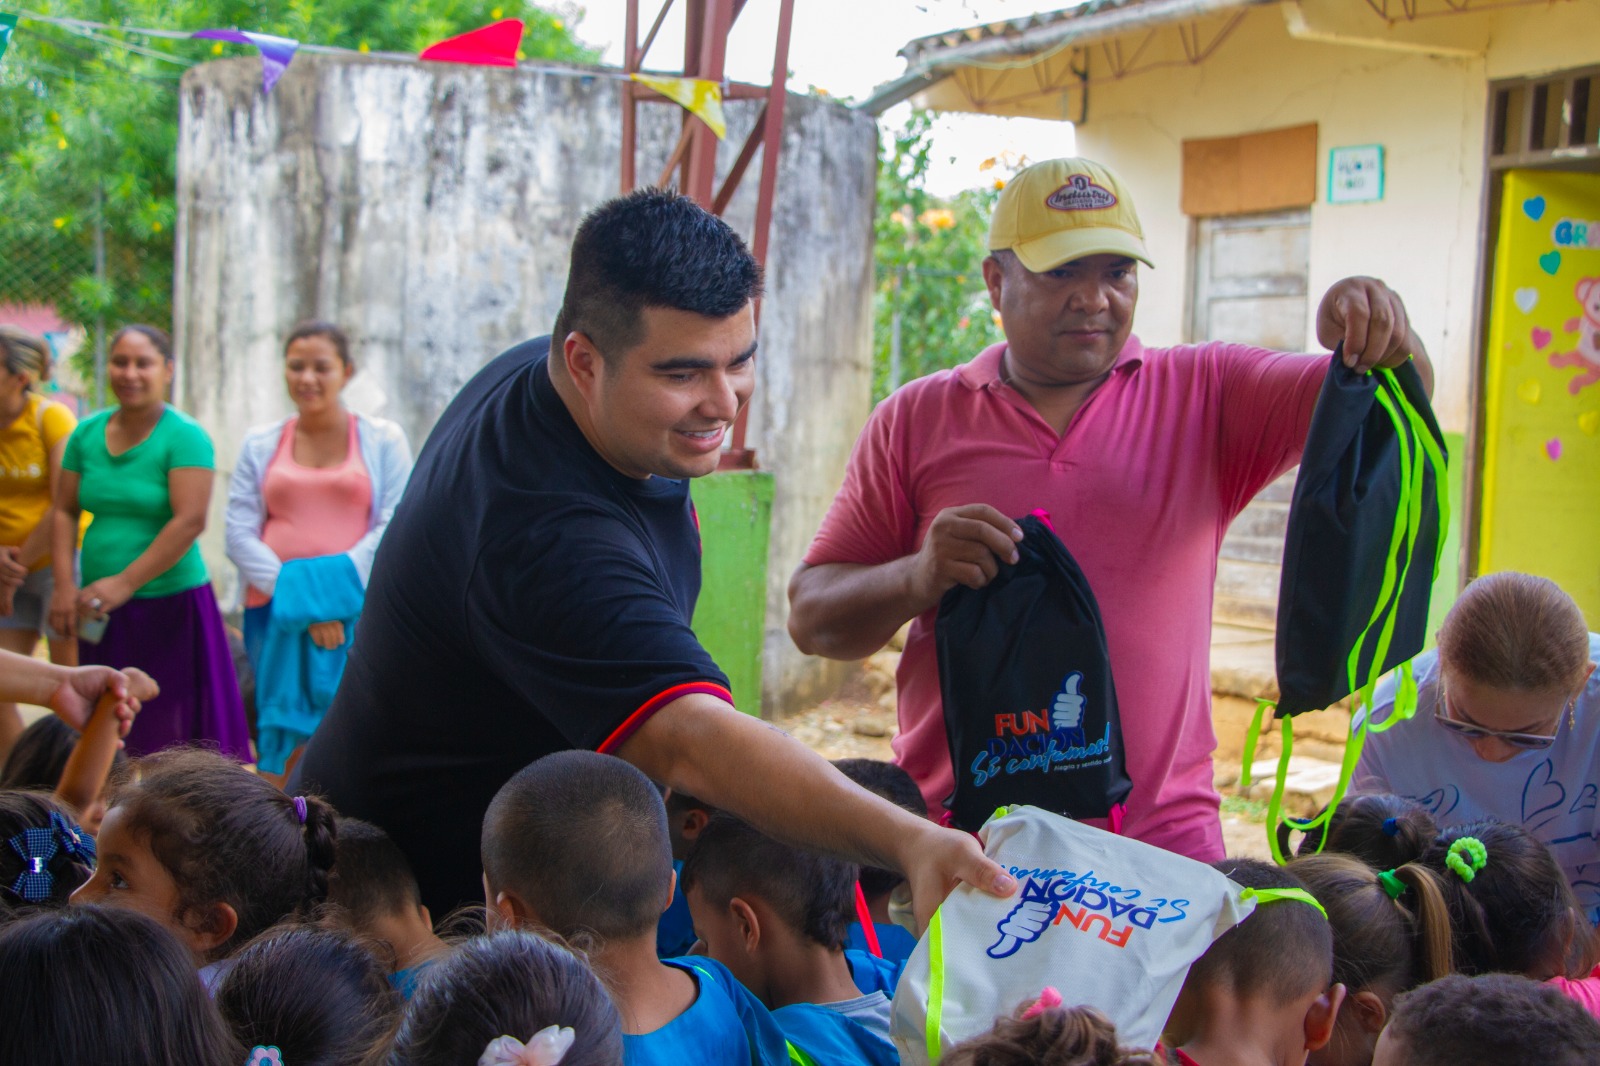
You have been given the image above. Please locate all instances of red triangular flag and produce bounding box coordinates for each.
[419,18,524,67]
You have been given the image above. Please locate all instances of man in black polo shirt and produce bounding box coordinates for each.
[294,189,1015,919]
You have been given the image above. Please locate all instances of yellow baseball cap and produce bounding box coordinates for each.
[989,157,1154,271]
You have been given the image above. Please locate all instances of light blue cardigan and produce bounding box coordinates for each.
[224,412,413,600]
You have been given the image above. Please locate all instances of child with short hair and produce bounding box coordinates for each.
[0,790,96,919]
[659,787,716,958]
[1162,859,1344,1066]
[1280,793,1437,871]
[0,904,244,1066]
[326,816,448,998]
[216,922,402,1066]
[1289,853,1453,1066]
[1421,819,1600,1016]
[481,750,791,1066]
[384,929,624,1066]
[71,747,338,987]
[944,996,1161,1066]
[682,812,897,1064]
[1372,973,1600,1066]
[833,758,923,965]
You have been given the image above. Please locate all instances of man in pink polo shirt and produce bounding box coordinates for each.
[788,158,1433,862]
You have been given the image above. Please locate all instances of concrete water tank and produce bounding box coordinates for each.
[175,53,876,715]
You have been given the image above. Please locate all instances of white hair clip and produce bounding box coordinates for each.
[478,1026,577,1066]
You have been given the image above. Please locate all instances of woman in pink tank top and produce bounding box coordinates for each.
[225,322,413,781]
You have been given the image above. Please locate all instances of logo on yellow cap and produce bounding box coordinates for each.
[1045,175,1118,212]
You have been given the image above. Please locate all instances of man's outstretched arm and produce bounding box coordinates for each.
[788,504,1023,661]
[615,690,1017,928]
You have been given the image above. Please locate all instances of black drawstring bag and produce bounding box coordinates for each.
[1241,353,1449,863]
[936,511,1133,832]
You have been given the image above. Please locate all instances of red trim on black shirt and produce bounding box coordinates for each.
[597,681,734,754]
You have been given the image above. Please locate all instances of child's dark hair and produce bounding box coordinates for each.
[108,748,338,960]
[383,930,623,1066]
[1383,973,1600,1066]
[833,757,924,898]
[1421,819,1599,979]
[481,751,670,943]
[216,923,401,1066]
[1191,859,1333,1004]
[1278,792,1437,870]
[681,812,856,952]
[285,320,352,367]
[328,817,422,927]
[1288,852,1453,1000]
[0,905,244,1066]
[111,323,173,362]
[0,791,94,917]
[1,715,129,795]
[943,1001,1160,1066]
[551,188,763,361]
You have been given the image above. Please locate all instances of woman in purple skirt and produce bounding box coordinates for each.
[45,325,249,760]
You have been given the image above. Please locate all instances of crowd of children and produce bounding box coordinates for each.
[4,720,1600,1065]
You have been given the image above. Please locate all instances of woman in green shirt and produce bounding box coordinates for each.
[47,325,249,759]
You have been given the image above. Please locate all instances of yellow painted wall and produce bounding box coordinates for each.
[1068,0,1600,436]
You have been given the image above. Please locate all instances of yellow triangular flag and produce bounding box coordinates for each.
[631,73,727,140]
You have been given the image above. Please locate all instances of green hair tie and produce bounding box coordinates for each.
[1377,869,1408,900]
[1240,886,1328,919]
[1446,837,1488,882]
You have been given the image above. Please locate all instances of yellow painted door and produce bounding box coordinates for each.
[1479,169,1600,624]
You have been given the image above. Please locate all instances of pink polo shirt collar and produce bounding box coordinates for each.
[954,336,1148,392]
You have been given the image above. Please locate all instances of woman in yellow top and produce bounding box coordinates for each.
[0,327,81,762]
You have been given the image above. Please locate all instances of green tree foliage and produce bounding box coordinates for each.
[873,109,1004,402]
[0,0,596,345]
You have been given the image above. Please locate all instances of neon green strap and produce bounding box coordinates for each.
[1240,885,1328,919]
[1239,698,1275,790]
[925,907,946,1063]
[1368,660,1418,735]
[1265,717,1296,866]
[786,1042,820,1066]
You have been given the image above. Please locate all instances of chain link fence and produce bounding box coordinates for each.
[0,217,119,410]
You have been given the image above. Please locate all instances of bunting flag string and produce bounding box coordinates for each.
[6,10,739,135]
[630,73,727,140]
[192,28,298,94]
[419,18,522,68]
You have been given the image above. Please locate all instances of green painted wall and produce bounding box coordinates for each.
[691,471,775,716]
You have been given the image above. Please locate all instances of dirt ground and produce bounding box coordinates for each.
[779,651,1274,860]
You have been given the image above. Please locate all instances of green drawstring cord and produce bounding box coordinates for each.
[1240,885,1328,919]
[925,907,946,1063]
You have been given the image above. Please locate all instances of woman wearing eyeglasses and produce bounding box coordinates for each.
[1355,571,1599,924]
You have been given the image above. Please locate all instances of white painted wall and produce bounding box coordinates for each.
[1069,0,1600,434]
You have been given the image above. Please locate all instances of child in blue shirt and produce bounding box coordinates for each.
[481,751,791,1066]
[658,787,715,959]
[325,817,447,999]
[833,758,922,967]
[683,813,899,1065]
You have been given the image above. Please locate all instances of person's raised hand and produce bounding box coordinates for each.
[308,621,346,650]
[49,665,157,739]
[909,504,1024,607]
[1316,277,1414,374]
[899,821,1018,933]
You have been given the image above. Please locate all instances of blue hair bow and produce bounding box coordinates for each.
[6,813,95,903]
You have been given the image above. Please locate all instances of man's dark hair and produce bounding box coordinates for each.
[327,818,423,925]
[680,813,856,952]
[551,188,763,361]
[481,751,671,943]
[1187,859,1333,1004]
[1385,973,1600,1066]
[832,758,923,898]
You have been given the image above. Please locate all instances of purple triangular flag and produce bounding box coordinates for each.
[193,29,299,94]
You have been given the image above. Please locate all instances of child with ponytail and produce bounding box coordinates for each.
[1289,853,1454,1066]
[1279,793,1438,872]
[1423,819,1600,1018]
[71,747,338,987]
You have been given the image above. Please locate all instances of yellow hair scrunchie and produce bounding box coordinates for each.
[1446,837,1488,883]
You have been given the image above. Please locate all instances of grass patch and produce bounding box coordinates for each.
[1221,794,1269,823]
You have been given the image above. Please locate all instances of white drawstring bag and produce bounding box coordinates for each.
[891,806,1255,1063]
